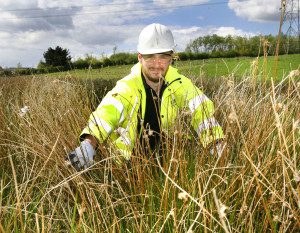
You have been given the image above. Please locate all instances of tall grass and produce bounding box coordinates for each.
[0,61,300,232]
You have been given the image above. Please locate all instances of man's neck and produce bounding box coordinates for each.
[145,78,162,94]
[143,73,164,94]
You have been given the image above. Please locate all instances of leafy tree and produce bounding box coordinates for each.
[43,46,71,69]
[185,34,300,58]
[73,54,103,69]
[110,53,137,65]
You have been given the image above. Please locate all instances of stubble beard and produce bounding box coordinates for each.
[143,68,166,83]
[145,75,161,83]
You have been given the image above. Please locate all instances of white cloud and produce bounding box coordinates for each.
[0,1,78,32]
[212,26,255,37]
[0,24,258,67]
[228,0,281,22]
[153,0,209,7]
[0,1,149,67]
[0,0,36,9]
[0,0,260,67]
[173,26,256,51]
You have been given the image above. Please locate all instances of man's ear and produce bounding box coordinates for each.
[137,53,142,62]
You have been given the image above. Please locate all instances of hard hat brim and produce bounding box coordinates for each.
[137,48,174,55]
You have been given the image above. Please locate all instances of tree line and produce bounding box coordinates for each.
[0,46,138,76]
[37,47,138,72]
[184,33,299,58]
[1,34,299,76]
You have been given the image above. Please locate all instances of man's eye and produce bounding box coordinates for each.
[143,55,153,59]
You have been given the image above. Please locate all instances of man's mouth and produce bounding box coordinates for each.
[150,69,162,75]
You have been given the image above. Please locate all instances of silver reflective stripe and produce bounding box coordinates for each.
[188,94,209,113]
[116,127,131,146]
[120,136,131,146]
[119,97,138,146]
[99,97,125,123]
[197,117,220,134]
[89,117,112,134]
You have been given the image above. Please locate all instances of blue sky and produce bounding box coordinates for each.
[150,2,279,34]
[0,0,283,67]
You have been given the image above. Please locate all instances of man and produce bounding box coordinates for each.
[68,23,224,171]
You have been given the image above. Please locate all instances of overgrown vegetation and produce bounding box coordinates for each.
[0,55,300,231]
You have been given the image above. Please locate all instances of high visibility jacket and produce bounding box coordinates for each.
[80,63,224,160]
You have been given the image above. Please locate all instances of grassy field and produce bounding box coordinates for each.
[42,54,300,81]
[175,54,300,79]
[0,54,300,232]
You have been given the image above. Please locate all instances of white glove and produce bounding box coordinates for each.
[67,140,95,171]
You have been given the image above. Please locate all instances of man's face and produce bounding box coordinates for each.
[138,52,173,83]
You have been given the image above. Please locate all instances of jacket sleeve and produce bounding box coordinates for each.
[80,82,129,143]
[185,79,224,147]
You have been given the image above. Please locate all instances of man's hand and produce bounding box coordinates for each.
[67,140,95,171]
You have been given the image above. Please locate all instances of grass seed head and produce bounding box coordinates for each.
[239,205,248,215]
[273,215,280,222]
[228,111,237,123]
[178,191,189,202]
[275,103,283,112]
[19,105,30,117]
[148,129,154,136]
[288,69,300,78]
[219,203,228,219]
[294,171,300,183]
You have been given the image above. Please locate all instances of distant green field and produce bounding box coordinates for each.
[174,54,300,80]
[42,54,300,81]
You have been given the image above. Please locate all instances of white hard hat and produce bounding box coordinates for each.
[137,23,175,54]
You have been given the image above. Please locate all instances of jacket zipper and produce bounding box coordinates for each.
[166,77,181,87]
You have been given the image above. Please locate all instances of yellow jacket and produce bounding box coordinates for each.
[81,63,224,160]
